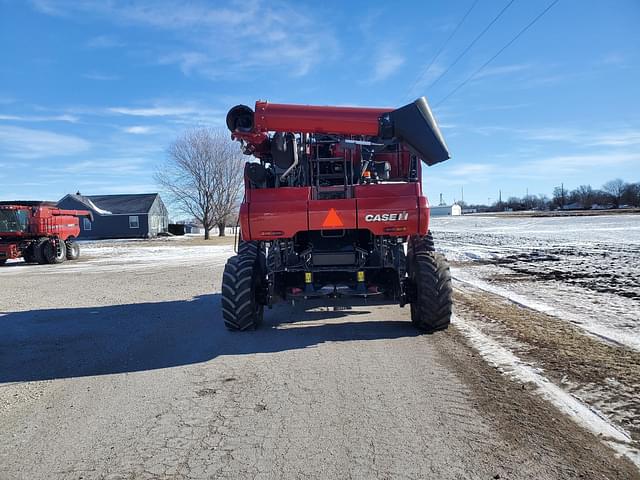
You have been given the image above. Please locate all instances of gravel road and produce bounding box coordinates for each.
[0,239,637,479]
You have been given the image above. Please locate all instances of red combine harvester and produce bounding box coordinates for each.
[222,97,452,332]
[0,201,92,265]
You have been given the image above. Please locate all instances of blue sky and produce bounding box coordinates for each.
[1,0,639,210]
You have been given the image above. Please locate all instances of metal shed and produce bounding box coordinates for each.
[430,204,462,216]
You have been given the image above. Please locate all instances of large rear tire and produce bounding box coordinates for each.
[42,238,66,264]
[66,240,80,260]
[409,251,452,332]
[34,237,49,265]
[408,231,435,257]
[221,243,265,331]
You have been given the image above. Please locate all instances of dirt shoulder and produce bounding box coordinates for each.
[453,284,640,446]
[437,327,639,479]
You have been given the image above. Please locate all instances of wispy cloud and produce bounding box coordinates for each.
[123,126,152,134]
[83,72,120,81]
[157,52,210,76]
[474,103,531,112]
[31,0,337,78]
[449,162,496,177]
[51,158,149,175]
[104,101,226,126]
[588,131,640,147]
[462,124,640,149]
[0,95,16,105]
[472,63,531,80]
[520,127,640,148]
[428,151,639,187]
[406,61,445,99]
[517,152,639,177]
[0,125,90,158]
[0,113,79,123]
[370,49,405,82]
[522,72,573,87]
[86,35,125,48]
[600,52,628,67]
[109,105,200,117]
[427,162,497,186]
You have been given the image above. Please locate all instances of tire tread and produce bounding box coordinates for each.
[221,242,264,331]
[409,244,452,332]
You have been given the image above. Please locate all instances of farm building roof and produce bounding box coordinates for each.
[60,193,160,215]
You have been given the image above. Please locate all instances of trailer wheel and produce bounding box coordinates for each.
[409,252,452,332]
[66,240,80,260]
[221,246,266,331]
[42,238,67,264]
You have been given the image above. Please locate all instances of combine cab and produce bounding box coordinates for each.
[222,97,453,332]
[0,201,92,266]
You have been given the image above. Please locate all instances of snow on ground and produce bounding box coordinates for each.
[453,314,640,468]
[432,214,640,351]
[0,238,234,275]
[434,214,640,466]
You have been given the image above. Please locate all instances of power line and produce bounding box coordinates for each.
[405,0,480,99]
[427,0,517,91]
[435,0,560,107]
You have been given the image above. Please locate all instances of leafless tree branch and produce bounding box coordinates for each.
[156,128,245,239]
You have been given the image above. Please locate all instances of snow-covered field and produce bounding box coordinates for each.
[432,214,640,350]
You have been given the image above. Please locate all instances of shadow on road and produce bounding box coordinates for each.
[0,295,418,382]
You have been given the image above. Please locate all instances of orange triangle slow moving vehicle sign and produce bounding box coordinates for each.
[322,208,344,228]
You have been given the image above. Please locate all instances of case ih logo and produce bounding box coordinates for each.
[364,212,409,222]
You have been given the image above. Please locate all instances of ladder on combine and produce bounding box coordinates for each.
[310,139,354,200]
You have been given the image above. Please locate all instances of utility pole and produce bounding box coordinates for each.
[461,186,464,204]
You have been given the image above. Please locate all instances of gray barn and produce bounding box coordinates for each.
[58,193,169,239]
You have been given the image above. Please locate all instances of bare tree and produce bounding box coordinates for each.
[156,128,245,239]
[552,185,566,209]
[622,182,640,207]
[571,184,595,209]
[602,178,627,208]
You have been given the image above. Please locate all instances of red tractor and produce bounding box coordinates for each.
[222,97,452,332]
[0,202,92,265]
